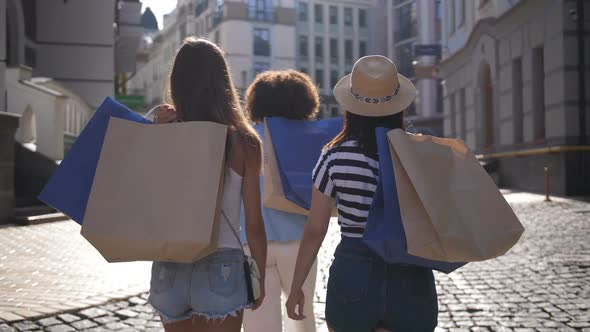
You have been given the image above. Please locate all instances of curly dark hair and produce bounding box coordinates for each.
[245,70,320,122]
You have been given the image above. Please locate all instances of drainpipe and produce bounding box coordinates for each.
[577,0,586,145]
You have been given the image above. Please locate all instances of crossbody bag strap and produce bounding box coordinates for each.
[220,210,247,254]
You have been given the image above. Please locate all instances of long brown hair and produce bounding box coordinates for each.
[168,37,261,157]
[325,112,404,156]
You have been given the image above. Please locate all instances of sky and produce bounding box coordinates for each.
[141,0,178,29]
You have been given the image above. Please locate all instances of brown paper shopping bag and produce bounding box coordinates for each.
[81,117,227,263]
[387,129,524,262]
[263,122,309,215]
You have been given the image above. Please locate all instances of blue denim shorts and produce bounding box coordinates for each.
[148,248,251,323]
[326,237,438,332]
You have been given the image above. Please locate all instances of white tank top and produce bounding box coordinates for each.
[217,167,243,249]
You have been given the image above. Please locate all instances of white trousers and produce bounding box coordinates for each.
[244,241,317,332]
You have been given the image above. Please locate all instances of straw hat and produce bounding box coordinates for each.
[333,55,417,117]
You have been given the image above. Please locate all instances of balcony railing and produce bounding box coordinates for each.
[248,7,275,22]
[210,4,277,30]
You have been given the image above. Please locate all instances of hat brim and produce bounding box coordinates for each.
[333,74,417,117]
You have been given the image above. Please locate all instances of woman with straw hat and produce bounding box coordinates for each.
[285,55,439,332]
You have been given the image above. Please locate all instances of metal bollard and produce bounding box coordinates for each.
[544,167,551,202]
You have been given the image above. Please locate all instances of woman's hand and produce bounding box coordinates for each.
[285,288,306,320]
[251,282,265,310]
[154,104,177,123]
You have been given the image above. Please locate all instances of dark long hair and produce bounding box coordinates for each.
[168,37,260,156]
[325,111,404,156]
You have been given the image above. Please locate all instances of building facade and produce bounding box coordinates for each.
[129,0,376,118]
[295,0,375,117]
[439,0,589,195]
[3,0,143,156]
[129,0,297,111]
[1,0,142,221]
[374,0,444,134]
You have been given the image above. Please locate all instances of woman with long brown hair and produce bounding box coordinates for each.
[150,37,267,332]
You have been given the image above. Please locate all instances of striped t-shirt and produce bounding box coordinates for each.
[312,140,379,238]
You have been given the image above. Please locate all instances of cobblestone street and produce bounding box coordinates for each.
[0,191,589,331]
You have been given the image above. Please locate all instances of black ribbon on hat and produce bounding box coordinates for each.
[350,85,401,104]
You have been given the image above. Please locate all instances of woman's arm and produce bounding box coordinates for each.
[241,139,267,309]
[286,187,335,320]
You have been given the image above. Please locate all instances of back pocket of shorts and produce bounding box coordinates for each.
[328,254,372,303]
[150,263,177,293]
[208,261,241,297]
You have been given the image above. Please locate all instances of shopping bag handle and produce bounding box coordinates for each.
[144,105,183,123]
[144,105,160,121]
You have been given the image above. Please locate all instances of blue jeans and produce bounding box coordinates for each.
[148,248,251,323]
[326,237,438,332]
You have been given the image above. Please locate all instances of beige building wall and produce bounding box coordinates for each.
[439,0,571,150]
[439,0,590,195]
[34,0,116,108]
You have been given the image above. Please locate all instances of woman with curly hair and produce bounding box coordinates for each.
[241,70,320,332]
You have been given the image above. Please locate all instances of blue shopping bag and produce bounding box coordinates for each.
[265,117,342,209]
[363,127,465,274]
[38,97,152,225]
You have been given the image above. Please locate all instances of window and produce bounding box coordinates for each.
[396,42,414,77]
[449,93,456,137]
[315,37,324,59]
[532,47,545,140]
[179,22,187,41]
[298,2,308,21]
[460,88,467,139]
[437,81,444,113]
[253,28,270,56]
[459,0,465,26]
[359,41,367,57]
[249,0,273,21]
[448,0,456,34]
[300,67,308,74]
[329,5,338,25]
[214,30,221,44]
[344,8,353,26]
[331,70,339,88]
[395,2,417,41]
[299,35,309,57]
[315,69,324,88]
[435,0,442,19]
[253,62,270,77]
[358,9,367,28]
[331,106,340,117]
[345,39,353,62]
[512,58,523,143]
[330,38,338,61]
[314,4,323,24]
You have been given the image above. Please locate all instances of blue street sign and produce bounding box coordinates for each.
[414,44,442,57]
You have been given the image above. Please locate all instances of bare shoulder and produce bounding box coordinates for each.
[236,132,262,164]
[229,131,262,175]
